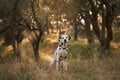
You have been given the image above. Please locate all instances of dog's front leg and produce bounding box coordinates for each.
[63,61,67,71]
[56,55,59,70]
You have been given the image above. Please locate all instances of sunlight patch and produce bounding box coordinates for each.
[40,52,52,62]
[22,39,29,43]
[1,45,13,57]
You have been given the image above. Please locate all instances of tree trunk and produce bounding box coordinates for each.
[30,0,44,62]
[7,0,20,61]
[92,12,101,40]
[46,23,49,35]
[3,32,11,45]
[89,0,114,57]
[73,23,78,41]
[58,25,61,36]
[32,42,40,61]
[29,31,42,62]
[84,13,94,44]
[16,31,24,62]
[104,5,113,50]
[100,0,114,57]
[100,8,106,54]
[16,41,22,62]
[51,26,54,33]
[10,31,17,60]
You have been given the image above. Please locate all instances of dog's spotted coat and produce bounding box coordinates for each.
[50,35,71,71]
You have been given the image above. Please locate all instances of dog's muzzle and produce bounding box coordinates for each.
[64,39,66,42]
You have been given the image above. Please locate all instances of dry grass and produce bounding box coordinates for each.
[0,55,120,80]
[0,33,120,80]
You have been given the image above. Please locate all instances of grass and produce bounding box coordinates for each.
[0,32,120,80]
[69,42,101,59]
[0,56,120,80]
[113,28,120,42]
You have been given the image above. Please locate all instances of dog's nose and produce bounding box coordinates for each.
[64,39,66,42]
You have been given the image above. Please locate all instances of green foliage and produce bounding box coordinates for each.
[39,38,47,48]
[69,43,101,59]
[113,29,120,42]
[2,52,16,62]
[18,0,30,9]
[69,43,83,59]
[114,0,120,17]
[0,0,14,17]
[80,43,101,59]
[64,0,81,19]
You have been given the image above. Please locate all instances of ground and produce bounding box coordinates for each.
[0,33,120,80]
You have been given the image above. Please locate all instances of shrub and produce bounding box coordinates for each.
[113,29,120,42]
[69,43,101,59]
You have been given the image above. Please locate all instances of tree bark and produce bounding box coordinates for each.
[100,0,114,56]
[29,31,42,62]
[104,5,113,50]
[8,0,20,61]
[100,7,106,54]
[16,41,22,62]
[89,0,113,57]
[84,13,94,44]
[30,0,44,62]
[73,22,78,41]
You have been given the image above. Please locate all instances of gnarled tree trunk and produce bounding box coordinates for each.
[84,12,94,44]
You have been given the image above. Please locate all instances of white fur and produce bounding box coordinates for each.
[50,35,70,71]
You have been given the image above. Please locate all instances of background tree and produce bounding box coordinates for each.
[88,0,117,56]
[0,0,48,62]
[0,0,120,62]
[19,0,49,62]
[0,0,25,61]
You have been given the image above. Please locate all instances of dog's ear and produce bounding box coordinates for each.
[68,36,71,40]
[58,36,61,41]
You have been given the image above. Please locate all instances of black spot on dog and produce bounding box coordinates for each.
[59,56,63,61]
[59,44,61,47]
[64,56,67,59]
[66,49,68,51]
[59,36,61,41]
[62,47,66,50]
[59,47,61,50]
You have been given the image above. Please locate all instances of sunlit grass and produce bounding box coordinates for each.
[3,46,13,56]
[111,41,120,49]
[0,45,13,58]
[45,33,58,43]
[40,51,52,62]
[0,31,120,80]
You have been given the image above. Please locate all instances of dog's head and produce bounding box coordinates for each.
[58,35,71,43]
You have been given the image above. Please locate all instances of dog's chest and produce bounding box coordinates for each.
[56,45,68,59]
[56,46,68,55]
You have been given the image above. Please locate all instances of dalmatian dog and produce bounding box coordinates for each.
[50,35,71,71]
